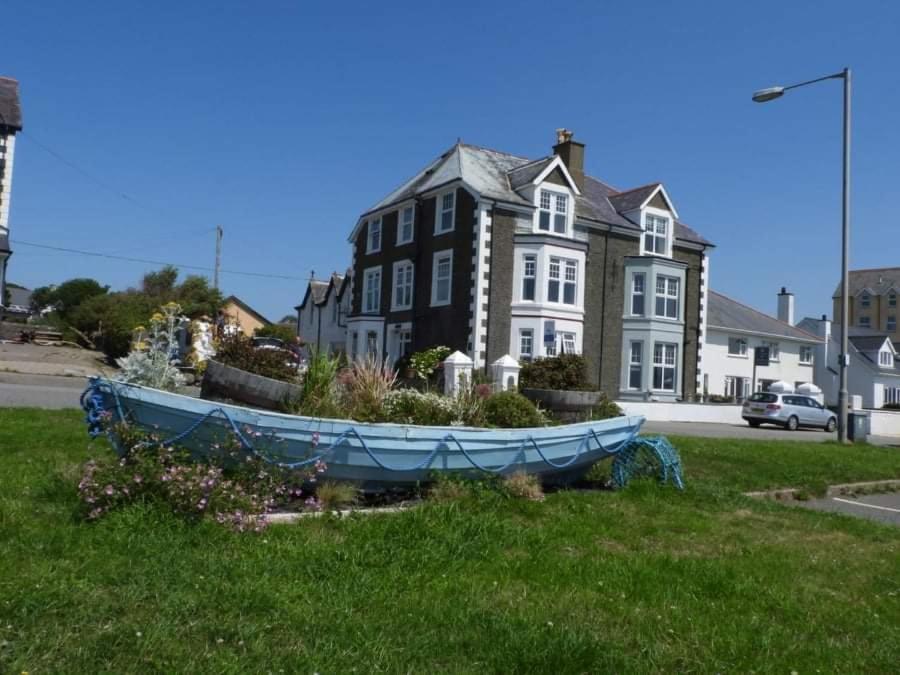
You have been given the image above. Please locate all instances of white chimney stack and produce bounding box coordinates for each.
[777,287,795,325]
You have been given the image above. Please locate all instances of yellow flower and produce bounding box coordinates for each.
[150,313,165,323]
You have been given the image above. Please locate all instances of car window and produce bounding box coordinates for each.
[784,396,802,406]
[804,397,821,409]
[749,393,778,403]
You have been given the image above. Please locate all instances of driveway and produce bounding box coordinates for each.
[796,492,900,527]
[641,420,900,447]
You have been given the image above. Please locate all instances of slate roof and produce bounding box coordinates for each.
[707,290,821,342]
[833,267,900,298]
[356,142,713,247]
[296,272,348,310]
[849,335,892,352]
[0,77,22,131]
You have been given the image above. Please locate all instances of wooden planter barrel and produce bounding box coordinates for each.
[201,359,302,411]
[521,387,606,422]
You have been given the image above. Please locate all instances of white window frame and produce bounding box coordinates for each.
[628,341,643,390]
[631,272,645,316]
[398,326,412,358]
[397,205,415,245]
[763,341,780,361]
[799,345,814,364]
[655,275,679,320]
[362,266,382,315]
[879,350,893,367]
[652,342,678,392]
[430,249,453,307]
[728,337,748,357]
[886,387,900,405]
[519,328,534,361]
[435,191,455,235]
[642,213,670,256]
[547,256,577,305]
[521,254,537,302]
[366,217,382,254]
[391,260,414,312]
[560,331,577,355]
[537,189,569,235]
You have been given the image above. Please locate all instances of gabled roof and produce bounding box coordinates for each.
[707,290,821,342]
[351,141,713,248]
[0,77,22,131]
[833,267,900,298]
[849,335,893,353]
[295,271,350,311]
[222,295,271,326]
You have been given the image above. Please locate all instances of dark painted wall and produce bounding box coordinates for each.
[672,245,703,400]
[485,208,516,365]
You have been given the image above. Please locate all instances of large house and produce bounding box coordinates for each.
[0,76,23,308]
[344,130,714,400]
[296,271,351,354]
[797,316,900,409]
[221,295,271,337]
[703,288,820,400]
[833,267,900,349]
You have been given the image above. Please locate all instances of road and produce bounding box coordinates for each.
[0,372,87,409]
[642,420,900,447]
[797,492,900,527]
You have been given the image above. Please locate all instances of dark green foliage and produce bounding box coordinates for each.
[483,391,544,428]
[520,353,592,391]
[31,278,109,317]
[590,395,623,419]
[883,402,900,410]
[66,266,222,360]
[214,332,298,382]
[255,322,297,343]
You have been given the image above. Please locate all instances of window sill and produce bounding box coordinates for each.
[433,228,455,237]
[430,299,451,308]
[727,353,749,359]
[395,239,414,247]
[390,305,413,313]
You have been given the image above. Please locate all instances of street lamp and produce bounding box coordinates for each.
[752,68,852,443]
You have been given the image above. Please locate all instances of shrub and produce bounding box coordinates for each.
[883,402,900,411]
[116,303,187,391]
[215,332,299,382]
[590,395,623,420]
[520,353,592,391]
[428,474,474,502]
[483,391,544,428]
[298,349,341,417]
[409,346,452,382]
[345,356,397,421]
[382,389,455,426]
[315,481,357,510]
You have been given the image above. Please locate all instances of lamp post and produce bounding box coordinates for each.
[752,68,851,443]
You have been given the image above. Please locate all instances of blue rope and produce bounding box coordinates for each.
[81,377,645,476]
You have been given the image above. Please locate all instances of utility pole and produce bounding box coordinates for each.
[214,225,223,290]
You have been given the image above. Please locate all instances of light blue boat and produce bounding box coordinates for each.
[82,378,646,488]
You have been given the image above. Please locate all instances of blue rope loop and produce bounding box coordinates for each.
[80,377,645,477]
[611,436,684,490]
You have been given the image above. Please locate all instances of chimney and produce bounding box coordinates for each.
[552,128,585,191]
[777,287,794,325]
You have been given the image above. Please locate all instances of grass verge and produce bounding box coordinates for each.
[1,409,898,672]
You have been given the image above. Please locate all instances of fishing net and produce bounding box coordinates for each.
[611,436,685,490]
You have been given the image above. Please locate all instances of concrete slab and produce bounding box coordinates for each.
[797,492,900,527]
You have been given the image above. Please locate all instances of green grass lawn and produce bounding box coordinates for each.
[1,409,899,673]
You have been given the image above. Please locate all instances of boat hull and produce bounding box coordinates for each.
[85,379,645,487]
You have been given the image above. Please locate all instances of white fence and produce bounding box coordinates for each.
[616,401,744,425]
[868,410,900,438]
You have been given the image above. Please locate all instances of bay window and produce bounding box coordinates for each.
[655,275,679,319]
[631,273,645,315]
[560,332,576,354]
[547,257,576,305]
[522,254,536,301]
[519,329,534,361]
[628,341,643,389]
[652,343,677,391]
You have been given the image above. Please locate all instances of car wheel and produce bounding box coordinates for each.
[825,417,836,433]
[748,420,760,428]
[786,415,799,431]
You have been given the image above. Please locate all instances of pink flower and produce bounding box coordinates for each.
[133,475,143,483]
[104,485,115,496]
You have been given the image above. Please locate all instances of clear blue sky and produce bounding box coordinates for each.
[3,0,898,323]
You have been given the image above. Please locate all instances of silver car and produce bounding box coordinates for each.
[742,393,837,432]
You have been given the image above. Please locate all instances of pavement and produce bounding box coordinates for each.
[0,371,88,409]
[0,341,114,378]
[642,420,900,447]
[796,491,900,527]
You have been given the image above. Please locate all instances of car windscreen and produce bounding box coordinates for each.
[748,393,778,403]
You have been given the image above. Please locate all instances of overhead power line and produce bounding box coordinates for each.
[11,239,308,282]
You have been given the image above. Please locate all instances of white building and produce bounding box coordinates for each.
[0,77,23,308]
[295,271,351,355]
[796,317,900,409]
[703,289,820,400]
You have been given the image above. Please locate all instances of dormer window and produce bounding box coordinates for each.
[860,292,871,308]
[538,190,568,234]
[643,214,669,256]
[879,350,894,367]
[367,217,381,253]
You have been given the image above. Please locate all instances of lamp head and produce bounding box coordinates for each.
[752,86,785,103]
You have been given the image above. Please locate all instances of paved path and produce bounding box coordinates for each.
[642,420,900,447]
[0,372,87,409]
[797,492,900,527]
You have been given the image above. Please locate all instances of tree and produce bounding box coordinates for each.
[255,323,297,343]
[30,278,108,317]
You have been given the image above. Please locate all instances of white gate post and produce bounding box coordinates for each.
[491,355,521,392]
[443,351,474,396]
